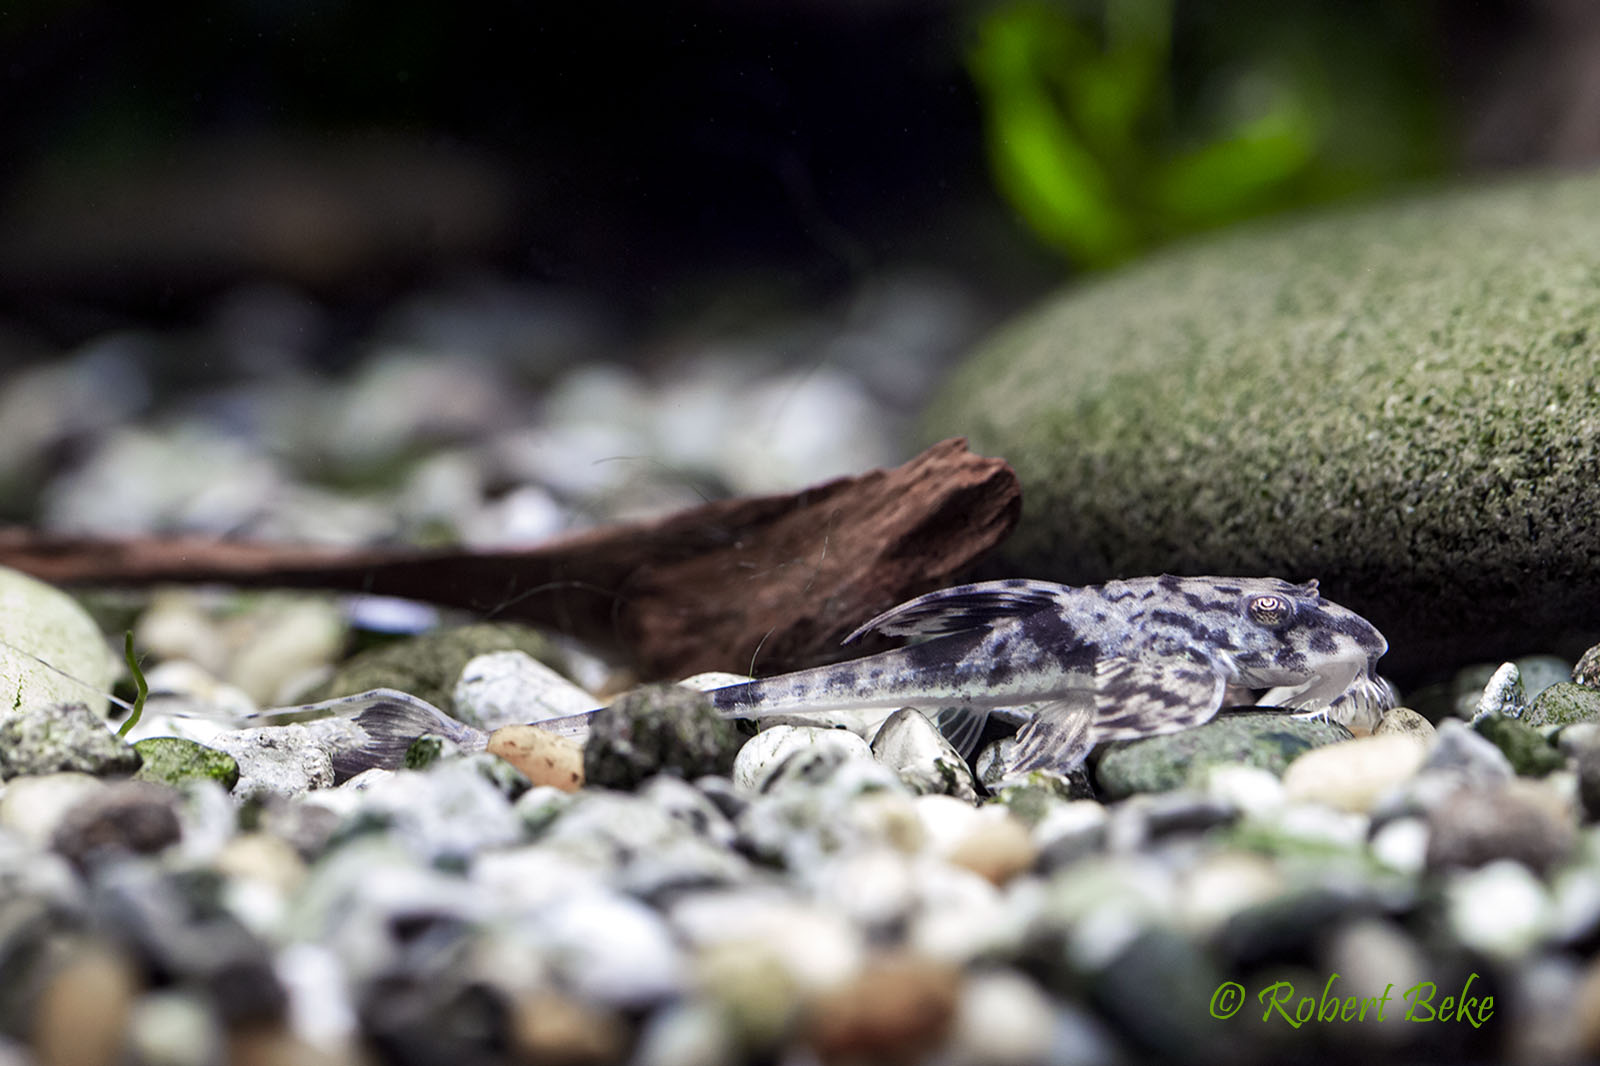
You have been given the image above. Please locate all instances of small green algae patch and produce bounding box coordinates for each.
[132,737,240,790]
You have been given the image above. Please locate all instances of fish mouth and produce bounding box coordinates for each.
[1254,669,1396,730]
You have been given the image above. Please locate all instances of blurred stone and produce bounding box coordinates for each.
[804,954,959,1064]
[29,943,139,1066]
[1473,714,1566,776]
[508,991,629,1066]
[1426,779,1577,874]
[51,780,182,870]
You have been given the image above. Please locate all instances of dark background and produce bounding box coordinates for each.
[1,0,1595,354]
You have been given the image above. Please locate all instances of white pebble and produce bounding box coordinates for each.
[1201,764,1286,816]
[453,651,597,731]
[943,969,1058,1065]
[1281,735,1428,812]
[730,725,874,792]
[1370,817,1430,875]
[1446,860,1552,959]
[0,772,107,847]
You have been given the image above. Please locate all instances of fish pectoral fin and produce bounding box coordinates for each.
[1003,693,1095,775]
[1087,655,1227,742]
[842,580,1062,644]
[931,705,991,758]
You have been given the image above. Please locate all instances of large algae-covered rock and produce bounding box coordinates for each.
[0,566,116,715]
[926,172,1600,679]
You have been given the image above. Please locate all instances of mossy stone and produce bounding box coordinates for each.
[310,623,566,721]
[0,702,142,779]
[583,683,742,790]
[1524,682,1600,728]
[132,737,240,790]
[1471,714,1565,776]
[926,172,1600,680]
[1094,711,1351,799]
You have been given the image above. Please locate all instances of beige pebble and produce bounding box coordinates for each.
[944,812,1038,885]
[33,943,139,1066]
[487,724,585,792]
[215,832,308,895]
[509,990,628,1066]
[1373,706,1437,742]
[1281,735,1428,812]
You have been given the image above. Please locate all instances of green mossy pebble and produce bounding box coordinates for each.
[583,683,742,790]
[1472,714,1566,776]
[1524,682,1600,728]
[0,702,142,779]
[132,737,240,790]
[1094,711,1351,800]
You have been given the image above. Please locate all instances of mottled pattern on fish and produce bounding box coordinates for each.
[708,575,1394,777]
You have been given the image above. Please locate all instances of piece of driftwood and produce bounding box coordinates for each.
[0,438,1020,678]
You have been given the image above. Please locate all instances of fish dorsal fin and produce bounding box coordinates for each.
[842,580,1064,644]
[1086,654,1227,742]
[931,705,991,758]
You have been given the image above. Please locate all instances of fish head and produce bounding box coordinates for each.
[1203,576,1393,723]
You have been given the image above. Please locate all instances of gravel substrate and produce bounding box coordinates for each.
[3,638,1600,1065]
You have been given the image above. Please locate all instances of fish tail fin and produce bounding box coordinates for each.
[270,689,489,778]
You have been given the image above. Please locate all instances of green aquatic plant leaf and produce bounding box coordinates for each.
[116,630,147,739]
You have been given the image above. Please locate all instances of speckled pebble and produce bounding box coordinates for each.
[1472,661,1525,720]
[205,725,334,800]
[1575,643,1600,689]
[731,724,875,793]
[869,708,978,800]
[1372,706,1436,742]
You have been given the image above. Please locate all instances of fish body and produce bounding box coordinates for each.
[706,574,1394,775]
[329,574,1393,779]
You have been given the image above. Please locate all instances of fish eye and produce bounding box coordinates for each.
[1247,594,1291,626]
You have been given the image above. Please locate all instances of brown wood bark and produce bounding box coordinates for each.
[0,439,1019,678]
